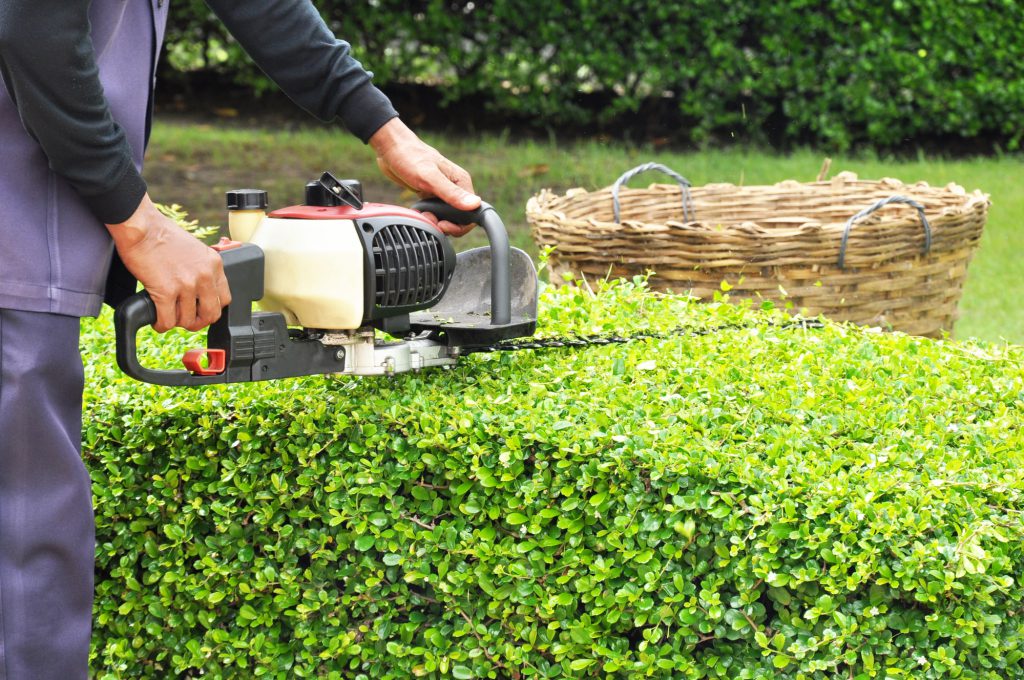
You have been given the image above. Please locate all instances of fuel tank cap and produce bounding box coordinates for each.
[305,172,363,209]
[226,189,268,211]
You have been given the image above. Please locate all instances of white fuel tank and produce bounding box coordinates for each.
[230,213,365,330]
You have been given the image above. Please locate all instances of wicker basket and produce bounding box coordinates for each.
[527,164,989,337]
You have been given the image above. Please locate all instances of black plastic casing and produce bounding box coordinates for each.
[354,216,456,335]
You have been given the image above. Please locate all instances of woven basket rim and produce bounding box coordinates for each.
[526,173,990,238]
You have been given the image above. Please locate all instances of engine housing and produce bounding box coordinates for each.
[229,191,456,332]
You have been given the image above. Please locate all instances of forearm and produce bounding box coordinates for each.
[0,0,146,223]
[204,0,398,142]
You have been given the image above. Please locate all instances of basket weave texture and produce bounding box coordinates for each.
[527,171,989,337]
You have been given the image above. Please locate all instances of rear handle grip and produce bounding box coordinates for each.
[114,291,226,386]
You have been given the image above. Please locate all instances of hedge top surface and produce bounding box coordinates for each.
[83,275,1024,678]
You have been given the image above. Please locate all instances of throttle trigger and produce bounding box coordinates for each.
[183,348,226,376]
[212,237,243,252]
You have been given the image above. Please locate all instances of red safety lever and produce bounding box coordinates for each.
[211,237,243,252]
[182,348,226,376]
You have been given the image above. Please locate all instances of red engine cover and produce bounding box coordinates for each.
[268,202,434,224]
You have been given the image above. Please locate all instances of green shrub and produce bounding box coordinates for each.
[84,272,1024,678]
[162,0,1024,150]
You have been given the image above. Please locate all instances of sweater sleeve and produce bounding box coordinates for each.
[204,0,398,142]
[0,0,147,224]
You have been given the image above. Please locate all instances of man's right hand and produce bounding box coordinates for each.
[106,194,232,333]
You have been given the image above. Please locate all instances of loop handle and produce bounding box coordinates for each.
[611,162,694,223]
[839,195,932,269]
[412,198,511,325]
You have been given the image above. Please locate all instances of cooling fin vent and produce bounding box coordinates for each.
[372,223,448,309]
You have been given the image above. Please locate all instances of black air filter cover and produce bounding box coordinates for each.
[355,216,456,330]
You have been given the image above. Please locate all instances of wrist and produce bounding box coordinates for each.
[368,118,418,157]
[105,194,157,250]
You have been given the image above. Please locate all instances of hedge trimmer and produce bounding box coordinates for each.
[115,172,819,386]
[114,172,536,385]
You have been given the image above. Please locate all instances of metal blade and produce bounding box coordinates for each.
[409,246,538,346]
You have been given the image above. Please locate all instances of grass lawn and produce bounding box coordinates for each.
[147,119,1023,343]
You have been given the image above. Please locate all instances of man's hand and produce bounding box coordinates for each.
[369,118,481,237]
[106,195,232,333]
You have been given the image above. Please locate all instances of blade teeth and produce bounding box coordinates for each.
[460,320,825,354]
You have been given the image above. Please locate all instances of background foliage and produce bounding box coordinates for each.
[86,267,1024,677]
[162,0,1024,149]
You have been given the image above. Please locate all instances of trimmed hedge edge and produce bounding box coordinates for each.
[83,274,1024,678]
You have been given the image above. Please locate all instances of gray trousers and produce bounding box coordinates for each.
[0,309,92,679]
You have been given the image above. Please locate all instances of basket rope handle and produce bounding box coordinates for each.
[839,195,933,269]
[612,162,695,223]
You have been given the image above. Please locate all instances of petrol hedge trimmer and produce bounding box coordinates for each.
[115,172,820,386]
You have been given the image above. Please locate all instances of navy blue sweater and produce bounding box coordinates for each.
[0,0,397,224]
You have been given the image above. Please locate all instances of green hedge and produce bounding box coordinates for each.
[84,272,1024,678]
[162,0,1024,149]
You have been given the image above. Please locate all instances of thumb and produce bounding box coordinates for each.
[424,166,481,211]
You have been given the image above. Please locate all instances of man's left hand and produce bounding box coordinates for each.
[369,118,481,237]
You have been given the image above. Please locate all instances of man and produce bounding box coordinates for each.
[0,1,478,676]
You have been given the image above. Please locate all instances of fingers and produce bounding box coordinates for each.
[177,293,202,333]
[374,134,480,235]
[138,248,231,334]
[151,291,177,334]
[438,221,476,237]
[192,291,221,332]
[415,162,480,237]
[421,211,475,238]
[154,284,207,334]
[422,160,480,211]
[184,252,230,332]
[213,257,232,309]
